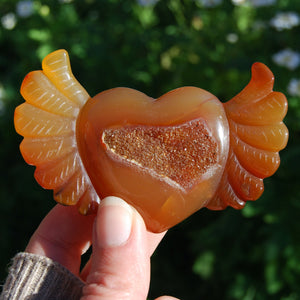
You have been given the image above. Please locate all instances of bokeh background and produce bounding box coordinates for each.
[1,0,300,299]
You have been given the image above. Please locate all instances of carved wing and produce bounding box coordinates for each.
[14,50,99,214]
[207,63,288,210]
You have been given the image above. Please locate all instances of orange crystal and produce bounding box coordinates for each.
[14,50,288,233]
[102,120,218,189]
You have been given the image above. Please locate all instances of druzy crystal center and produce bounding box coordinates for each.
[102,119,218,190]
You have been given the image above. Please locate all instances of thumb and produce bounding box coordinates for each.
[81,196,150,300]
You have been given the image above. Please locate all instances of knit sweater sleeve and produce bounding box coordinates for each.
[0,252,84,300]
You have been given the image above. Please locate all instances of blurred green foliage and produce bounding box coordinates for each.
[1,0,300,299]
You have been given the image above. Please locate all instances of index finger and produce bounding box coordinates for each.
[26,204,96,276]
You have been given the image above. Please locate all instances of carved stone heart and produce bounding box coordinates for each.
[76,87,229,232]
[14,50,288,232]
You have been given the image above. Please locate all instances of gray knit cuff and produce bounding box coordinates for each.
[1,252,84,300]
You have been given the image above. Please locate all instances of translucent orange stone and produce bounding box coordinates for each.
[14,50,288,232]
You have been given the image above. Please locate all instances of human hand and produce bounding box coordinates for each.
[25,196,179,300]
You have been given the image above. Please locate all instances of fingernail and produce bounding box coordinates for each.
[96,196,133,248]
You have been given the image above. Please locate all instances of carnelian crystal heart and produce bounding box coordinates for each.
[14,50,288,233]
[76,87,229,232]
